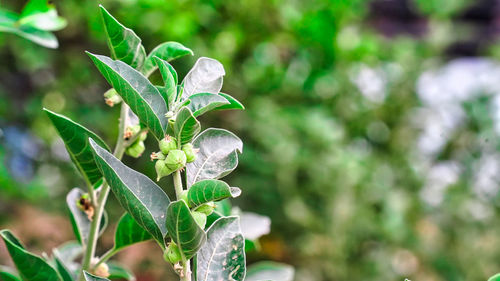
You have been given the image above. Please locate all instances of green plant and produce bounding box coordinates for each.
[0,0,66,48]
[0,5,293,281]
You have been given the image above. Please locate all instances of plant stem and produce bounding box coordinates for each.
[173,170,184,199]
[182,260,191,281]
[77,103,128,281]
[95,248,117,267]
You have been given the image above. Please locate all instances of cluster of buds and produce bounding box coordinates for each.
[103,89,122,107]
[152,135,198,181]
[124,125,147,158]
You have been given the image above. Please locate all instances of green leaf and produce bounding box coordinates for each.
[66,188,108,244]
[489,274,500,281]
[114,213,152,252]
[153,56,177,108]
[142,42,193,76]
[216,93,245,111]
[44,109,110,186]
[0,266,21,281]
[166,200,206,260]
[52,250,74,281]
[87,53,168,140]
[187,93,230,117]
[52,242,81,278]
[0,13,58,48]
[107,263,135,281]
[0,230,62,281]
[186,128,243,187]
[19,0,66,31]
[99,5,146,69]
[182,57,225,100]
[89,139,170,246]
[83,271,109,281]
[174,107,201,145]
[245,262,295,281]
[196,217,245,281]
[187,179,241,208]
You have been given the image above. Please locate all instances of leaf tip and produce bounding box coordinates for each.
[230,187,242,198]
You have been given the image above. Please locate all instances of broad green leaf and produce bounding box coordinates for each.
[0,266,21,281]
[44,109,110,186]
[240,212,271,240]
[182,57,225,100]
[0,18,58,48]
[52,241,81,277]
[114,213,152,252]
[89,139,170,246]
[142,42,193,76]
[107,263,135,281]
[83,271,109,281]
[489,274,500,281]
[216,93,245,111]
[99,5,146,69]
[166,200,206,260]
[196,217,245,281]
[245,262,295,281]
[206,200,232,229]
[187,93,230,117]
[66,188,108,244]
[153,56,177,108]
[0,230,62,281]
[87,53,168,140]
[19,0,66,31]
[174,107,201,145]
[187,179,241,208]
[186,128,243,187]
[52,250,73,281]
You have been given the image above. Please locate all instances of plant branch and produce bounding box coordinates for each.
[78,103,128,281]
[95,248,117,267]
[173,170,184,200]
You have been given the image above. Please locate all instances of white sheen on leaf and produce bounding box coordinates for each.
[240,212,271,240]
[182,57,225,100]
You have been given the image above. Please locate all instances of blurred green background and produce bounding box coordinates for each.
[3,0,500,280]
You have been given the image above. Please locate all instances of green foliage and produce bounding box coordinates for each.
[0,0,65,48]
[187,179,241,208]
[113,213,152,252]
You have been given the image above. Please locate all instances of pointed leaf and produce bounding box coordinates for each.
[187,93,230,117]
[99,5,145,69]
[245,262,295,281]
[186,128,243,187]
[0,267,21,281]
[0,230,62,281]
[44,109,110,186]
[66,188,108,244]
[187,179,241,208]
[107,263,135,281]
[182,57,225,100]
[87,53,168,140]
[142,42,193,76]
[216,93,245,111]
[196,217,245,281]
[174,107,201,145]
[83,271,109,281]
[89,139,170,245]
[166,200,206,260]
[114,213,152,252]
[52,250,74,281]
[153,56,177,108]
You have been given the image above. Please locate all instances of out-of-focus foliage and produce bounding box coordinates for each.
[2,0,500,280]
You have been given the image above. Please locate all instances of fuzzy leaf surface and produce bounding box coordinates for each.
[114,213,152,252]
[174,107,200,145]
[187,93,230,117]
[142,42,193,76]
[187,179,241,208]
[182,57,225,100]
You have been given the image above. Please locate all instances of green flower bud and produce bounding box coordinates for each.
[103,89,121,107]
[192,211,207,229]
[163,242,181,264]
[138,130,148,142]
[155,159,174,181]
[150,151,166,161]
[165,150,187,171]
[195,202,216,216]
[159,135,177,155]
[125,141,145,158]
[124,125,141,141]
[182,143,197,163]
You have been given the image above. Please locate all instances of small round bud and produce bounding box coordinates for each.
[155,159,174,181]
[182,143,196,163]
[125,141,145,158]
[150,151,166,161]
[138,130,148,142]
[164,242,182,264]
[165,150,187,171]
[93,262,110,278]
[159,135,177,155]
[192,211,207,229]
[103,89,121,107]
[195,202,216,216]
[124,125,141,141]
